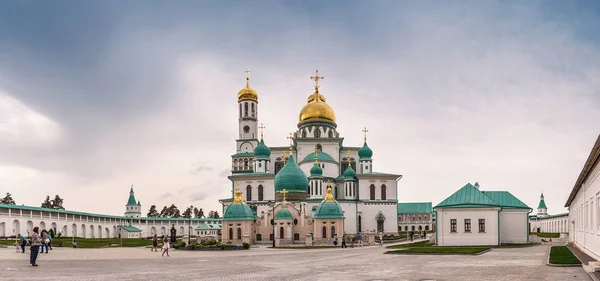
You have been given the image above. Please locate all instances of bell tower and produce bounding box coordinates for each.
[236,69,259,153]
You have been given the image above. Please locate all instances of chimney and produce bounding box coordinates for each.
[474,182,480,190]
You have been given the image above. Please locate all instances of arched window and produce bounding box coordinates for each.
[315,144,322,152]
[314,128,321,138]
[256,234,262,241]
[228,228,233,240]
[322,226,327,238]
[251,103,255,117]
[418,225,422,231]
[239,104,242,118]
[381,184,387,200]
[246,185,252,201]
[274,158,283,174]
[370,184,376,200]
[258,185,264,201]
[425,225,429,231]
[411,225,415,231]
[328,130,333,138]
[341,157,349,173]
[302,130,307,138]
[279,226,284,239]
[412,216,416,222]
[244,102,248,117]
[404,226,408,231]
[418,215,421,222]
[349,157,356,170]
[244,160,249,169]
[331,226,336,237]
[237,228,242,239]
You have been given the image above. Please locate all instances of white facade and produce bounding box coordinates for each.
[436,208,500,246]
[529,214,569,233]
[499,209,529,244]
[565,135,600,260]
[0,204,221,239]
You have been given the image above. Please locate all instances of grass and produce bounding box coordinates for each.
[386,240,431,249]
[533,232,560,238]
[549,246,581,265]
[0,237,154,248]
[269,246,337,249]
[492,243,540,248]
[386,247,489,255]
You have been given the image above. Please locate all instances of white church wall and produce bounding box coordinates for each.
[569,158,600,260]
[359,203,397,235]
[499,209,529,244]
[339,202,358,234]
[234,178,274,202]
[436,208,500,246]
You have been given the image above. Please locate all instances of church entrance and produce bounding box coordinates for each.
[375,212,385,233]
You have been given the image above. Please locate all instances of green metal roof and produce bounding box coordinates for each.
[303,152,335,163]
[195,224,222,230]
[119,225,142,232]
[274,208,294,220]
[222,202,256,221]
[314,201,345,219]
[358,142,373,159]
[254,139,271,159]
[231,152,255,157]
[126,188,137,206]
[538,193,547,209]
[0,204,220,222]
[342,166,356,178]
[397,202,432,214]
[435,183,500,208]
[274,154,308,192]
[481,191,530,209]
[310,162,323,177]
[357,172,401,177]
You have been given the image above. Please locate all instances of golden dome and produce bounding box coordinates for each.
[299,91,336,123]
[237,80,258,102]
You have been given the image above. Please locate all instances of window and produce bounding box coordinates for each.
[341,157,348,173]
[258,162,262,168]
[450,219,457,233]
[331,226,336,237]
[370,184,376,200]
[246,185,252,201]
[274,158,283,174]
[314,129,321,138]
[279,227,284,238]
[228,228,233,240]
[302,130,307,138]
[251,103,255,116]
[322,226,327,238]
[294,233,300,240]
[479,219,486,232]
[399,216,403,222]
[244,102,248,117]
[270,233,274,241]
[258,185,264,201]
[381,184,387,200]
[243,125,250,133]
[328,130,333,138]
[239,104,242,118]
[256,234,262,241]
[237,228,241,239]
[425,225,429,231]
[464,219,471,232]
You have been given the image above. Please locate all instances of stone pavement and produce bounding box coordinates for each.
[0,243,590,281]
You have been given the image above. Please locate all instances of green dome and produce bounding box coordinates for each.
[223,190,256,221]
[310,162,323,177]
[254,139,271,159]
[342,165,356,178]
[274,155,308,192]
[274,208,294,220]
[313,187,344,219]
[358,142,373,159]
[303,152,335,163]
[126,186,137,206]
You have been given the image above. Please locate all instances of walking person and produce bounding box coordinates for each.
[378,233,383,247]
[333,235,338,247]
[358,232,363,247]
[410,231,414,242]
[341,234,347,248]
[152,234,158,252]
[350,235,354,248]
[47,229,53,250]
[29,227,41,266]
[161,236,170,257]
[40,231,49,254]
[18,233,26,253]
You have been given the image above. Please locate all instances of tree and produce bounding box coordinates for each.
[0,192,16,204]
[41,196,53,208]
[147,205,159,217]
[159,206,169,218]
[182,205,193,218]
[193,207,205,218]
[212,211,220,218]
[208,210,215,219]
[51,195,65,210]
[170,204,181,218]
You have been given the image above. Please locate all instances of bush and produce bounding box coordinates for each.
[190,243,197,250]
[206,239,217,246]
[242,242,250,249]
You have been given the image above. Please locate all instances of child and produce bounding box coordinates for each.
[15,240,20,253]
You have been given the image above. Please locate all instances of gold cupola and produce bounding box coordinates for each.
[237,69,258,102]
[298,70,336,124]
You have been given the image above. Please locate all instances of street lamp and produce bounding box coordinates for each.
[271,200,275,248]
[188,216,191,246]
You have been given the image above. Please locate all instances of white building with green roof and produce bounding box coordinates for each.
[434,182,531,246]
[221,71,402,239]
[397,202,433,232]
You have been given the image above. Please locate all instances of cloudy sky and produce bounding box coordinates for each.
[0,1,599,216]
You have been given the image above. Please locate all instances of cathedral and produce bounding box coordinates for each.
[220,70,401,245]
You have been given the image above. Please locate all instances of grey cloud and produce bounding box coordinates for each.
[218,169,230,178]
[189,162,214,175]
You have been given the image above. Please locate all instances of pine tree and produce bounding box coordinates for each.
[208,210,215,218]
[41,196,52,208]
[0,192,16,204]
[198,208,204,218]
[212,211,220,218]
[159,206,169,218]
[51,195,65,210]
[182,205,193,218]
[147,205,159,217]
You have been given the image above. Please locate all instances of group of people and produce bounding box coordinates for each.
[332,232,364,248]
[15,227,52,266]
[150,234,171,257]
[408,231,427,241]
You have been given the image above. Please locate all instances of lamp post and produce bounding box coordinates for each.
[271,200,275,248]
[188,216,191,246]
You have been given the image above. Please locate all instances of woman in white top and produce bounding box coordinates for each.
[161,235,170,257]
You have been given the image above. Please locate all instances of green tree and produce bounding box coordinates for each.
[51,195,65,210]
[182,205,193,218]
[147,205,159,217]
[159,206,169,218]
[41,196,52,208]
[0,192,16,204]
[170,204,181,218]
[212,211,220,218]
[193,207,205,218]
[208,210,215,218]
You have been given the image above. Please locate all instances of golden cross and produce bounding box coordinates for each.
[362,127,369,143]
[258,123,265,140]
[314,147,319,163]
[310,70,324,90]
[281,189,289,201]
[287,133,294,155]
[347,149,351,158]
[245,69,251,81]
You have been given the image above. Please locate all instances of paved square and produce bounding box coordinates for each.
[0,244,589,281]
